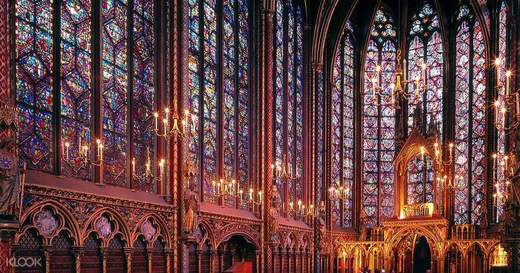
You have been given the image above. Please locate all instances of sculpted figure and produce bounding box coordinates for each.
[183,177,199,234]
[0,102,23,217]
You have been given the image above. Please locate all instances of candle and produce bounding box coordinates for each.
[64,142,70,160]
[132,158,136,176]
[504,155,509,172]
[145,148,151,175]
[495,58,502,85]
[506,70,512,97]
[249,188,253,201]
[159,158,165,180]
[420,146,425,161]
[163,118,168,135]
[298,199,302,212]
[239,189,243,202]
[154,112,159,131]
[258,191,262,204]
[501,107,507,129]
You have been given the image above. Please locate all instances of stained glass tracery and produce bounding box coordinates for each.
[272,0,305,207]
[187,0,251,205]
[16,0,54,171]
[17,0,159,191]
[361,8,397,227]
[331,25,355,228]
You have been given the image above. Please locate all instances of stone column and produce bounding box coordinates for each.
[124,247,132,273]
[101,247,108,273]
[73,246,84,273]
[196,249,202,273]
[44,246,52,273]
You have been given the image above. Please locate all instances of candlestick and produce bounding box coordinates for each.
[258,191,262,204]
[132,158,136,176]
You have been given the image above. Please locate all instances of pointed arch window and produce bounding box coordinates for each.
[407,2,444,132]
[361,8,397,227]
[495,0,510,221]
[405,2,444,216]
[273,0,305,206]
[187,0,251,205]
[331,23,355,228]
[15,0,160,192]
[453,5,487,225]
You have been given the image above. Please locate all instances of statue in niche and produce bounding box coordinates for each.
[412,103,423,132]
[0,102,24,218]
[268,185,280,240]
[183,175,199,235]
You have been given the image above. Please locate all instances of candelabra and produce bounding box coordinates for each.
[491,57,519,222]
[62,135,104,170]
[153,108,197,141]
[368,50,428,108]
[130,148,166,187]
[287,199,314,219]
[271,160,299,181]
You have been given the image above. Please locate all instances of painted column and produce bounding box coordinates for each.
[260,4,275,273]
[73,246,84,273]
[124,247,132,273]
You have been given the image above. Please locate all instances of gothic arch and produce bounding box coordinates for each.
[17,200,81,246]
[82,207,131,247]
[131,213,172,248]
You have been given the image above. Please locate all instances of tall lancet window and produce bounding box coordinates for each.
[331,22,354,228]
[362,8,397,227]
[495,0,509,221]
[405,2,444,213]
[273,0,304,206]
[407,2,444,131]
[16,0,158,191]
[187,0,251,204]
[453,5,487,225]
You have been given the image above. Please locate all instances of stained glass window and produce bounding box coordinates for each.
[407,2,443,132]
[331,24,355,228]
[315,70,325,208]
[132,0,155,192]
[495,0,509,222]
[102,0,129,186]
[405,2,444,212]
[453,5,487,225]
[272,0,305,209]
[187,0,251,206]
[16,0,54,172]
[362,8,397,227]
[16,0,159,191]
[61,0,92,180]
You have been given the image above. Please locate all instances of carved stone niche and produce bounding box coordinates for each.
[393,125,446,220]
